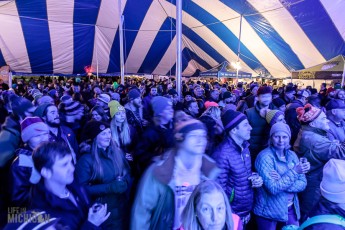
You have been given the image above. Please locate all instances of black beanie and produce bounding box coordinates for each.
[222,110,247,133]
[10,95,34,118]
[81,120,110,142]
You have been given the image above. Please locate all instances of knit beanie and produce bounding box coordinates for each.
[10,95,34,118]
[108,100,125,118]
[272,98,285,108]
[21,117,49,143]
[98,93,111,104]
[266,110,284,126]
[34,103,54,118]
[257,86,272,96]
[320,159,345,204]
[269,122,291,139]
[128,89,141,100]
[222,91,232,100]
[174,118,206,142]
[81,120,110,142]
[151,96,173,117]
[204,101,219,109]
[222,110,247,133]
[296,103,322,124]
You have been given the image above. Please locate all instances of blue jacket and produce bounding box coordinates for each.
[212,136,253,218]
[254,147,307,222]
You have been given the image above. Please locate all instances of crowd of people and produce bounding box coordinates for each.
[0,76,345,230]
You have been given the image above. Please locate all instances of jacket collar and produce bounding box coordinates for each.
[153,150,220,185]
[226,135,249,152]
[302,125,328,136]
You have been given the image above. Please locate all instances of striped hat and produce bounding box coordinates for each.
[21,117,49,143]
[174,118,206,142]
[266,110,284,126]
[222,110,247,133]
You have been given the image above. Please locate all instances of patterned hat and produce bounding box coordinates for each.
[296,103,322,124]
[21,117,49,143]
[266,110,284,126]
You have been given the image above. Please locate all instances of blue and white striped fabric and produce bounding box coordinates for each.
[0,0,344,78]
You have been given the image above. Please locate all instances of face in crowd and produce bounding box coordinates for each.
[196,189,227,230]
[44,106,60,127]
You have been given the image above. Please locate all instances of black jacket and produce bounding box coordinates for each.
[30,181,99,229]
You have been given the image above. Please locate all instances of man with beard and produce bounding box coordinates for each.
[143,86,158,119]
[245,86,276,165]
[34,103,78,163]
[125,89,148,134]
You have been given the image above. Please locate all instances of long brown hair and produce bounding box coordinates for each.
[90,131,130,181]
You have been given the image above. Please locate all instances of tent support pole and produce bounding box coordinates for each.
[341,57,345,87]
[236,15,243,80]
[176,0,182,97]
[96,44,99,80]
[118,0,125,85]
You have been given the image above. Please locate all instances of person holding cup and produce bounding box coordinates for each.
[212,110,263,228]
[254,122,309,230]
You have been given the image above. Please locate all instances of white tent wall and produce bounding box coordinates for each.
[0,0,344,78]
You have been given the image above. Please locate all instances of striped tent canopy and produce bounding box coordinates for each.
[0,0,344,78]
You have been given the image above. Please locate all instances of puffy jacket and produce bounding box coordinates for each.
[131,150,220,230]
[9,147,41,207]
[305,197,345,230]
[254,147,307,222]
[212,136,253,218]
[294,125,345,219]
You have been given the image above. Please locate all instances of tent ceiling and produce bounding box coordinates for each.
[0,0,344,78]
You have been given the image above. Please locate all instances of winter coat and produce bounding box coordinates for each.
[245,102,275,161]
[134,121,174,172]
[0,115,21,168]
[294,125,345,218]
[30,181,100,230]
[9,147,40,207]
[212,136,253,218]
[327,118,345,143]
[285,99,304,145]
[75,148,130,230]
[254,147,307,222]
[131,150,220,230]
[305,197,345,230]
[49,125,79,160]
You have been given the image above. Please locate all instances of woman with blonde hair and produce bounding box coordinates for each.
[181,180,240,230]
[108,100,137,161]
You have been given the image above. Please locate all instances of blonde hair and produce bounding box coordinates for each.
[110,111,132,149]
[200,106,221,120]
[181,180,234,230]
